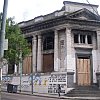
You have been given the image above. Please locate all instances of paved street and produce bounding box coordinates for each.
[1,92,72,100]
[2,91,100,100]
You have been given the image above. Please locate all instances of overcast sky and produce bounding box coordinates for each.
[0,0,100,23]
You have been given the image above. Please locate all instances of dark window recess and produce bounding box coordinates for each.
[87,35,92,44]
[43,37,54,50]
[80,35,85,43]
[8,64,14,74]
[74,34,78,43]
[78,56,89,59]
[60,40,64,45]
[74,34,92,44]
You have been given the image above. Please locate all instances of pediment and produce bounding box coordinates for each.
[66,8,100,21]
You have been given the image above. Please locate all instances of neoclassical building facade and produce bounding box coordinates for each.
[3,1,100,94]
[19,1,100,86]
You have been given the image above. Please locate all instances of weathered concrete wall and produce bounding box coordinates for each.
[92,50,98,83]
[2,72,70,94]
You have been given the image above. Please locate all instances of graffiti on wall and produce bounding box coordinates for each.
[2,73,67,94]
[28,73,48,86]
[21,77,30,89]
[48,74,67,94]
[28,73,41,85]
[2,76,12,84]
[2,74,49,93]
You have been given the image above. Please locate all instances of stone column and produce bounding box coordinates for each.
[91,30,100,83]
[97,30,100,72]
[37,34,42,72]
[78,34,80,44]
[32,35,37,73]
[85,35,88,44]
[54,30,59,71]
[66,28,75,72]
[66,28,71,55]
[97,30,100,50]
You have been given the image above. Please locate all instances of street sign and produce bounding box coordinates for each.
[4,39,8,50]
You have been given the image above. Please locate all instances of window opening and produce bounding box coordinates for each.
[87,35,92,44]
[80,35,85,43]
[74,34,92,44]
[74,34,78,43]
[43,36,54,50]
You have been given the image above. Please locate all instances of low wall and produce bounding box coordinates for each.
[2,72,68,94]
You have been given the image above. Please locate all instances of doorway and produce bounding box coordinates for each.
[77,57,91,86]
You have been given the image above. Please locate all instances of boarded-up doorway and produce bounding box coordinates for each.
[23,55,32,74]
[43,53,54,73]
[77,57,91,86]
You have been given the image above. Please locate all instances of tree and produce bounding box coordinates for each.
[0,14,30,74]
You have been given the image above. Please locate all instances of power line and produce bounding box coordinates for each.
[86,0,100,17]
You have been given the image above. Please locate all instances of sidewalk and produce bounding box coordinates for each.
[16,91,100,100]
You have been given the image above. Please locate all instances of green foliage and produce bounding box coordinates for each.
[0,15,31,65]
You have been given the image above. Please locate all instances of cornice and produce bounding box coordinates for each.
[21,15,100,34]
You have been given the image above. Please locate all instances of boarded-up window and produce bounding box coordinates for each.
[23,55,32,74]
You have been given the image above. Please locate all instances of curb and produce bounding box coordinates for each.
[2,91,100,100]
[16,92,67,99]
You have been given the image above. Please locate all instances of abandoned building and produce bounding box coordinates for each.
[2,1,100,95]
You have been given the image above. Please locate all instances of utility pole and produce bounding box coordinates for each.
[0,0,8,58]
[19,50,22,92]
[0,0,8,97]
[31,61,33,94]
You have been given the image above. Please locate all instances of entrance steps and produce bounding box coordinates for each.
[66,86,100,97]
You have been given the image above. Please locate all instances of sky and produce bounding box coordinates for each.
[0,0,100,23]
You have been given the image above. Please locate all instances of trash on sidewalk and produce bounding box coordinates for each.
[7,83,18,93]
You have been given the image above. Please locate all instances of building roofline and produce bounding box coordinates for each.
[63,1,99,7]
[18,9,65,27]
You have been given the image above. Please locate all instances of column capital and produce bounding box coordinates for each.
[54,29,57,32]
[97,30,100,35]
[54,30,58,36]
[96,28,100,31]
[33,35,37,38]
[66,27,71,31]
[32,35,37,43]
[38,34,42,39]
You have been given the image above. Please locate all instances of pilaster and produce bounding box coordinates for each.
[32,35,37,73]
[96,30,100,72]
[54,30,59,71]
[37,34,42,72]
[66,27,74,72]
